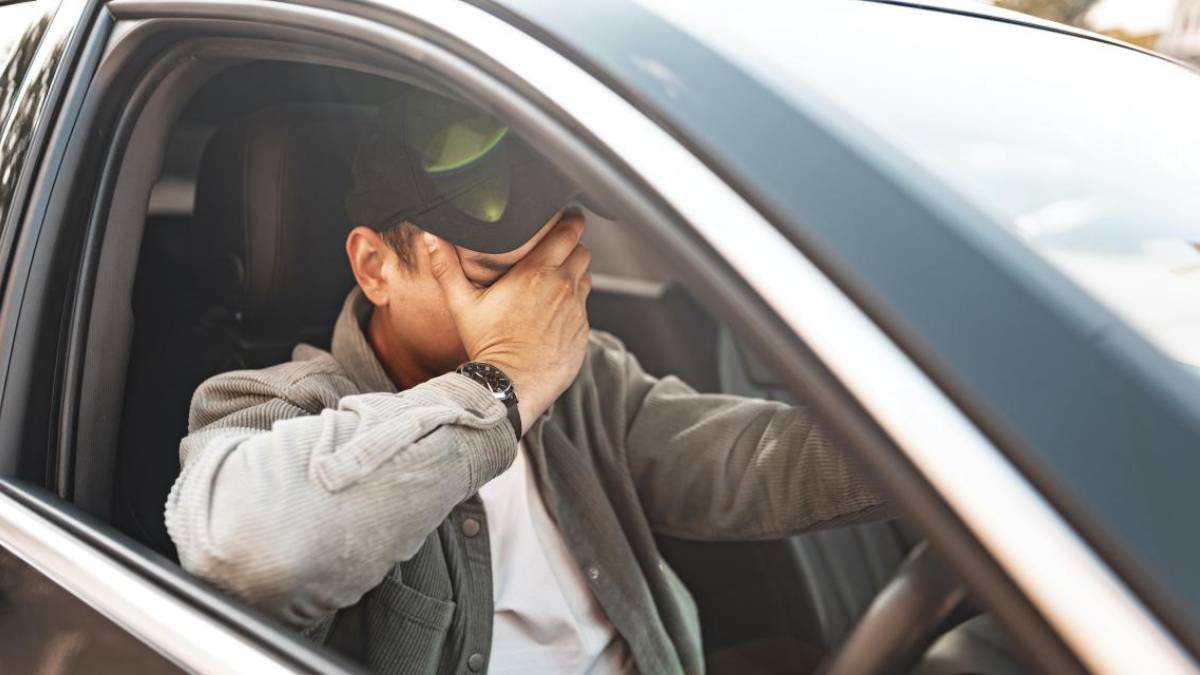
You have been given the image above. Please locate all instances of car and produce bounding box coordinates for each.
[1,0,1199,672]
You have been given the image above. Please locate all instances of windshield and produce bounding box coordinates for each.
[643,0,1200,368]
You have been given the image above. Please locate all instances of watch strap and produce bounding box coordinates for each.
[506,403,523,440]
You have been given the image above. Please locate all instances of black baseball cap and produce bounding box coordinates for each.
[345,89,578,254]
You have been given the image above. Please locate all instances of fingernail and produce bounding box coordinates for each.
[423,232,437,252]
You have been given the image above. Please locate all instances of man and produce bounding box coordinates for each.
[166,90,887,674]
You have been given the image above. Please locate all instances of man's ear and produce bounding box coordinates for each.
[346,226,393,306]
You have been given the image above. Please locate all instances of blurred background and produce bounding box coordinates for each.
[986,0,1200,64]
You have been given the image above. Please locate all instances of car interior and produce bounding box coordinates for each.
[71,51,1032,674]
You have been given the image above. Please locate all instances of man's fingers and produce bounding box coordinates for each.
[561,242,592,280]
[525,211,586,267]
[423,232,474,310]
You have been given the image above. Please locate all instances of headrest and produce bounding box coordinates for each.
[192,103,372,325]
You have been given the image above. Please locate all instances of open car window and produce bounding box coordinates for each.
[113,54,1037,674]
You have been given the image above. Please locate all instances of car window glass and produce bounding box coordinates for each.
[0,0,56,244]
[0,0,53,129]
[646,0,1200,373]
[0,544,181,673]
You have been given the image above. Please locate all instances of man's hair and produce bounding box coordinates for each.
[381,222,420,267]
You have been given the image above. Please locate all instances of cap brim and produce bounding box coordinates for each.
[409,140,578,254]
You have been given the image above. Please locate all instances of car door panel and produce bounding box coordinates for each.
[0,542,181,673]
[0,478,367,673]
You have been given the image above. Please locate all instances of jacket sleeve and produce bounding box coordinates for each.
[587,332,890,541]
[165,361,515,628]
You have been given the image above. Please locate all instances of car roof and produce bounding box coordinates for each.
[479,0,1180,73]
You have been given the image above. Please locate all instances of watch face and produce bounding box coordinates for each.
[460,362,513,399]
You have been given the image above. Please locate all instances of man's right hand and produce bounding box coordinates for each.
[424,211,592,432]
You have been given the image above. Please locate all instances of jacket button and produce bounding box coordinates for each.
[586,566,600,581]
[462,518,481,538]
[468,652,485,671]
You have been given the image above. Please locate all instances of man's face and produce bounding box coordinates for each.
[456,209,565,288]
[357,210,566,374]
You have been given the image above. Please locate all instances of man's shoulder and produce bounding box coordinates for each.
[574,329,641,393]
[189,346,360,429]
[585,329,629,358]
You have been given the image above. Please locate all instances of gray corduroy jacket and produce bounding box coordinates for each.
[165,289,887,674]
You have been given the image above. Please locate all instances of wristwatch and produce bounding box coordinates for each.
[455,361,522,439]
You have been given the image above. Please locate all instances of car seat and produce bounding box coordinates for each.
[114,103,371,558]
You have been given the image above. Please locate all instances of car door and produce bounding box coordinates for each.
[0,0,366,671]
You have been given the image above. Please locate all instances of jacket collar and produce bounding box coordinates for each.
[330,288,398,394]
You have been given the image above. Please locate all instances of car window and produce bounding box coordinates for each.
[0,0,55,244]
[0,0,53,129]
[647,0,1200,372]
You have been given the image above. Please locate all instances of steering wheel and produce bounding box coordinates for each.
[817,542,971,675]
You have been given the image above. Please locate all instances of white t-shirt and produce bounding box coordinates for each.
[477,441,634,674]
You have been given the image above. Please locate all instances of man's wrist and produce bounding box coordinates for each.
[455,361,522,439]
[466,352,553,432]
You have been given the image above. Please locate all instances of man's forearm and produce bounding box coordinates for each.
[166,372,515,627]
[628,379,889,540]
[584,330,889,539]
